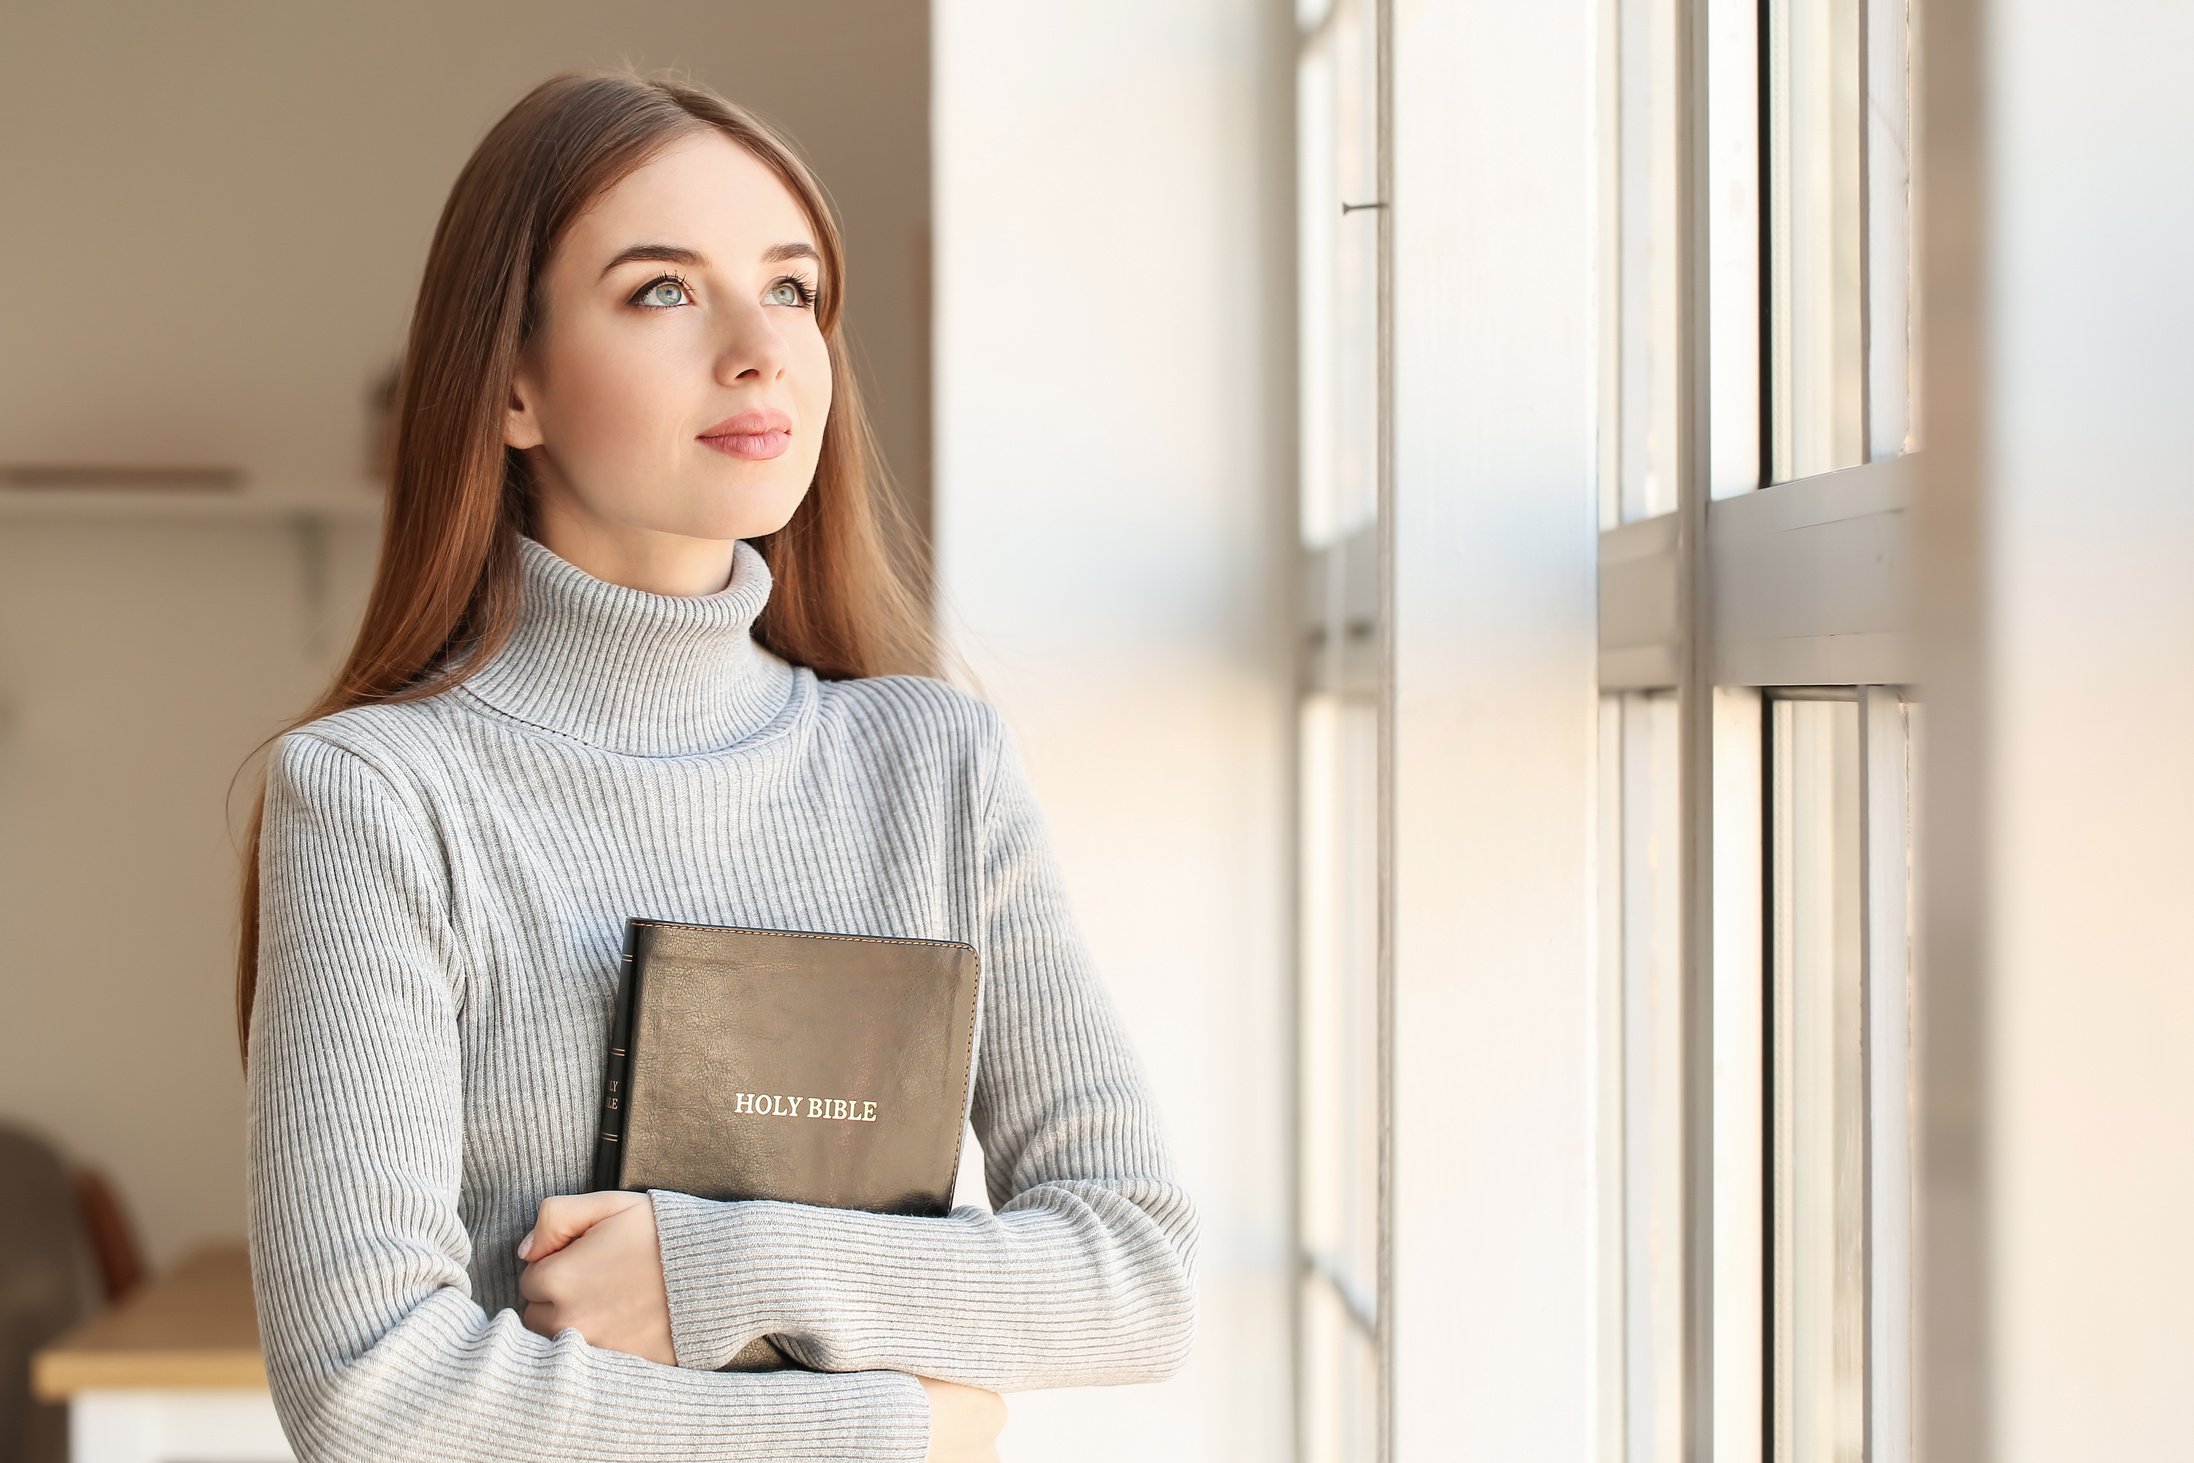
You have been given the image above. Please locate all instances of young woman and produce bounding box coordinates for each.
[234,68,1196,1463]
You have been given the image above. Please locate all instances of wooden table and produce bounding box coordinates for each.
[31,1241,293,1463]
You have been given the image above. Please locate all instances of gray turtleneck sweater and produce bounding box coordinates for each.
[244,533,1198,1463]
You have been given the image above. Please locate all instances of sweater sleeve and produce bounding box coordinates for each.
[245,731,933,1463]
[645,703,1199,1390]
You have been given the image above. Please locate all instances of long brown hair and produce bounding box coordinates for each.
[233,66,965,1071]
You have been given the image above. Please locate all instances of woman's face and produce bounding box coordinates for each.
[504,129,832,566]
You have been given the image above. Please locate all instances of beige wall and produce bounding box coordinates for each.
[1916,1,2194,1457]
[0,0,930,1272]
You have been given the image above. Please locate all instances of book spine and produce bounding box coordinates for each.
[591,920,640,1191]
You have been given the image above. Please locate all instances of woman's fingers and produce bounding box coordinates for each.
[517,1189,648,1261]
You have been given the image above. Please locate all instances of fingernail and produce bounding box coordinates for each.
[517,1233,533,1259]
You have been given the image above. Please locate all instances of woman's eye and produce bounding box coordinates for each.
[772,276,821,310]
[634,275,693,310]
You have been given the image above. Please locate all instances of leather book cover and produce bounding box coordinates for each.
[592,916,982,1371]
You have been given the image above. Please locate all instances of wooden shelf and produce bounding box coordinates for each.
[0,485,383,654]
[0,486,385,524]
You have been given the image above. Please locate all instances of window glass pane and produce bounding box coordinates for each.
[1597,690,1684,1460]
[1710,688,1768,1448]
[1596,694,1625,1461]
[1300,0,1379,546]
[1767,0,1865,481]
[1297,0,1383,1453]
[1297,693,1380,1463]
[1300,1275,1380,1457]
[1602,0,1764,514]
[1770,695,1867,1461]
[1865,0,1915,459]
[1602,0,1684,527]
[1863,688,1916,1463]
[1709,0,1765,499]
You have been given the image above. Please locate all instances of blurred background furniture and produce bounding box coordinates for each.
[4,1124,284,1463]
[1,1125,127,1463]
[30,1242,286,1463]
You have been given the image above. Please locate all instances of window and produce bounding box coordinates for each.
[1298,0,1919,1449]
[1295,0,1385,1457]
[1598,0,1917,1455]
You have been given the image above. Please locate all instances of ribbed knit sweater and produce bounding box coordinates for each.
[243,531,1199,1463]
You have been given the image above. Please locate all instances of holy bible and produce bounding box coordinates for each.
[592,915,983,1372]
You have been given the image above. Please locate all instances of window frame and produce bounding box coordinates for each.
[1595,0,1920,1456]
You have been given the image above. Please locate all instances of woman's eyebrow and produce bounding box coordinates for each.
[597,241,822,279]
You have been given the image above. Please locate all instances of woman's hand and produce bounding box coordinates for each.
[515,1190,676,1365]
[917,1376,1006,1462]
[514,1190,1009,1463]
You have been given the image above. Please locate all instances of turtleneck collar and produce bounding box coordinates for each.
[455,533,803,756]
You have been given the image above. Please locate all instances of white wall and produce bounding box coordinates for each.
[929,1,1301,1457]
[1389,2,1602,1459]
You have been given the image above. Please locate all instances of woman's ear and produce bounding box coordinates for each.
[504,362,545,451]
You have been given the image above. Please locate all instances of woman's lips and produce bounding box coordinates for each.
[699,430,791,460]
